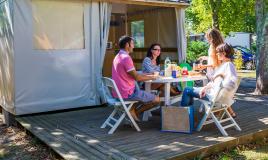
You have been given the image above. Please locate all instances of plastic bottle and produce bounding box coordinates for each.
[164,57,171,77]
[193,62,196,70]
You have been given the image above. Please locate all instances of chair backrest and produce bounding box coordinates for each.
[102,77,124,106]
[213,77,241,106]
[179,62,194,88]
[179,62,192,71]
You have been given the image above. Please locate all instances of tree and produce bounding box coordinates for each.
[254,0,268,95]
[209,0,221,30]
[186,0,256,35]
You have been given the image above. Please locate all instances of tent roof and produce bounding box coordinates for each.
[96,0,189,8]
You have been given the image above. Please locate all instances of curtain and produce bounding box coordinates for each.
[175,8,187,63]
[0,0,15,114]
[90,2,112,103]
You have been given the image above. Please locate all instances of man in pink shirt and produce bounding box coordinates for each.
[112,36,160,121]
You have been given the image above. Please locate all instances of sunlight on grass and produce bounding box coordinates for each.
[240,149,268,159]
[237,70,256,78]
[216,145,268,160]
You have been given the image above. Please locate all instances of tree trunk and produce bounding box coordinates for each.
[209,0,220,29]
[255,0,268,95]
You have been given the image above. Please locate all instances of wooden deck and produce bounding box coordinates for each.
[16,91,268,160]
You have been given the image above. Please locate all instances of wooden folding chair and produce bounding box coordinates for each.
[100,77,141,134]
[196,78,242,136]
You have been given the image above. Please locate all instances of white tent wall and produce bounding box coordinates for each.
[13,0,111,115]
[0,0,15,114]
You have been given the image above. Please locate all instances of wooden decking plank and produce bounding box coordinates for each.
[15,92,268,160]
[147,137,230,160]
[17,117,100,160]
[112,122,220,150]
[35,117,136,159]
[129,133,221,159]
[21,116,104,160]
[39,115,137,160]
[166,127,268,160]
[124,109,268,156]
[34,116,110,160]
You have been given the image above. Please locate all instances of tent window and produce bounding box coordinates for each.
[131,20,144,48]
[32,0,85,50]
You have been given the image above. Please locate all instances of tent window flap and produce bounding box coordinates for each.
[32,0,85,50]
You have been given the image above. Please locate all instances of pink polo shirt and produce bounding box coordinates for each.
[112,50,136,98]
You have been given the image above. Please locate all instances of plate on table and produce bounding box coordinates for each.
[157,76,174,80]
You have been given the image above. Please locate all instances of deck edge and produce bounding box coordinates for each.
[168,129,268,160]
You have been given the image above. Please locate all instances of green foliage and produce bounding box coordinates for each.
[186,41,209,63]
[251,42,257,54]
[186,0,256,35]
[131,20,144,48]
[233,50,243,70]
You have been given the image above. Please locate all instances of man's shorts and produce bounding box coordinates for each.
[125,87,155,103]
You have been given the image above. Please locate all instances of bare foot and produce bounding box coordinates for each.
[170,91,181,96]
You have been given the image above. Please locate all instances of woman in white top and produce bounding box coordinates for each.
[181,43,237,117]
[198,28,224,80]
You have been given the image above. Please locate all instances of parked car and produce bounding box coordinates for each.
[233,46,256,70]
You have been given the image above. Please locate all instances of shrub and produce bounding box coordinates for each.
[233,50,243,70]
[186,41,209,63]
[250,42,256,54]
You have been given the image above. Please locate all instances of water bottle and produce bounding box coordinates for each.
[164,57,171,77]
[193,62,196,71]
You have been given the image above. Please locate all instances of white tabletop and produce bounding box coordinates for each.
[147,75,207,83]
[145,74,207,106]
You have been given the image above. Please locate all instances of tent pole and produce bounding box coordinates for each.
[125,13,128,35]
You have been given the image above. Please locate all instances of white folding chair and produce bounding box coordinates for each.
[100,77,141,134]
[196,78,242,136]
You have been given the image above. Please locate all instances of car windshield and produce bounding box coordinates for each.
[236,47,251,53]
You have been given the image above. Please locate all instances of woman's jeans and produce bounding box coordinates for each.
[181,87,210,106]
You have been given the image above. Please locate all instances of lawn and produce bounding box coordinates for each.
[204,138,268,160]
[237,70,256,78]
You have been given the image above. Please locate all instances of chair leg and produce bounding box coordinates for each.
[142,111,150,121]
[210,112,228,136]
[142,105,160,121]
[196,106,212,131]
[125,103,141,132]
[108,112,126,134]
[101,108,118,128]
[224,108,241,131]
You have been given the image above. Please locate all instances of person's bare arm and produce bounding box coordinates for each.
[128,70,156,82]
[210,51,220,68]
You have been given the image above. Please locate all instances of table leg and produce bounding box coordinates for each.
[164,83,171,106]
[145,82,151,92]
[143,82,152,121]
[202,79,208,86]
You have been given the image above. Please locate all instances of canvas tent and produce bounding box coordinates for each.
[0,0,188,116]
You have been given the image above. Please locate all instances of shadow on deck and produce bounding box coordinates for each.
[16,88,268,160]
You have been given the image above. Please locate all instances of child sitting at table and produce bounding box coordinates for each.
[180,43,237,117]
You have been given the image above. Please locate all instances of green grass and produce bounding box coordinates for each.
[204,138,268,160]
[237,70,256,78]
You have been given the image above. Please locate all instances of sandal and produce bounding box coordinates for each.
[229,112,237,118]
[130,108,140,122]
